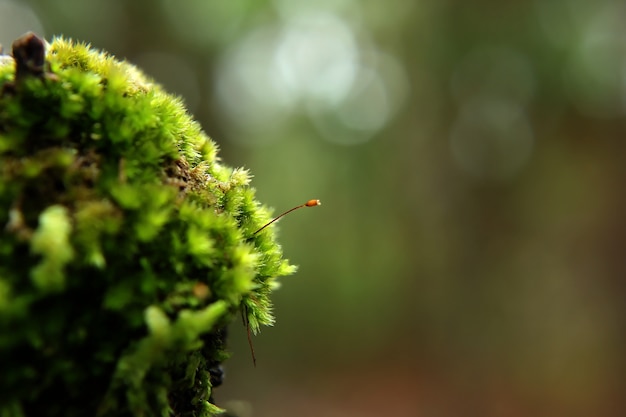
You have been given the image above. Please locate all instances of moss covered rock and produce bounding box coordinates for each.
[0,33,294,416]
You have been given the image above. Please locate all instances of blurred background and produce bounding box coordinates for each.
[2,0,625,416]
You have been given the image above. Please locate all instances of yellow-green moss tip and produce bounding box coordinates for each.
[0,33,294,416]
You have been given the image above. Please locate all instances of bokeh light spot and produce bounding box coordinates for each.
[214,26,294,145]
[564,3,626,118]
[449,98,534,181]
[214,6,408,147]
[275,12,358,105]
[336,68,389,132]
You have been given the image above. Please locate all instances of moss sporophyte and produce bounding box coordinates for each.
[0,33,319,417]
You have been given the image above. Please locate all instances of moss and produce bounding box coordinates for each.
[0,33,295,416]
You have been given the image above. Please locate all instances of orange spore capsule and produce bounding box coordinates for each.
[305,199,321,207]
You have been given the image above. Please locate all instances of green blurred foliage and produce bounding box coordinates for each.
[2,0,624,416]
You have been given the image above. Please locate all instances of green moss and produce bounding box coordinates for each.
[0,34,295,416]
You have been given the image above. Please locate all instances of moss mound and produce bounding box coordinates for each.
[0,33,294,416]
